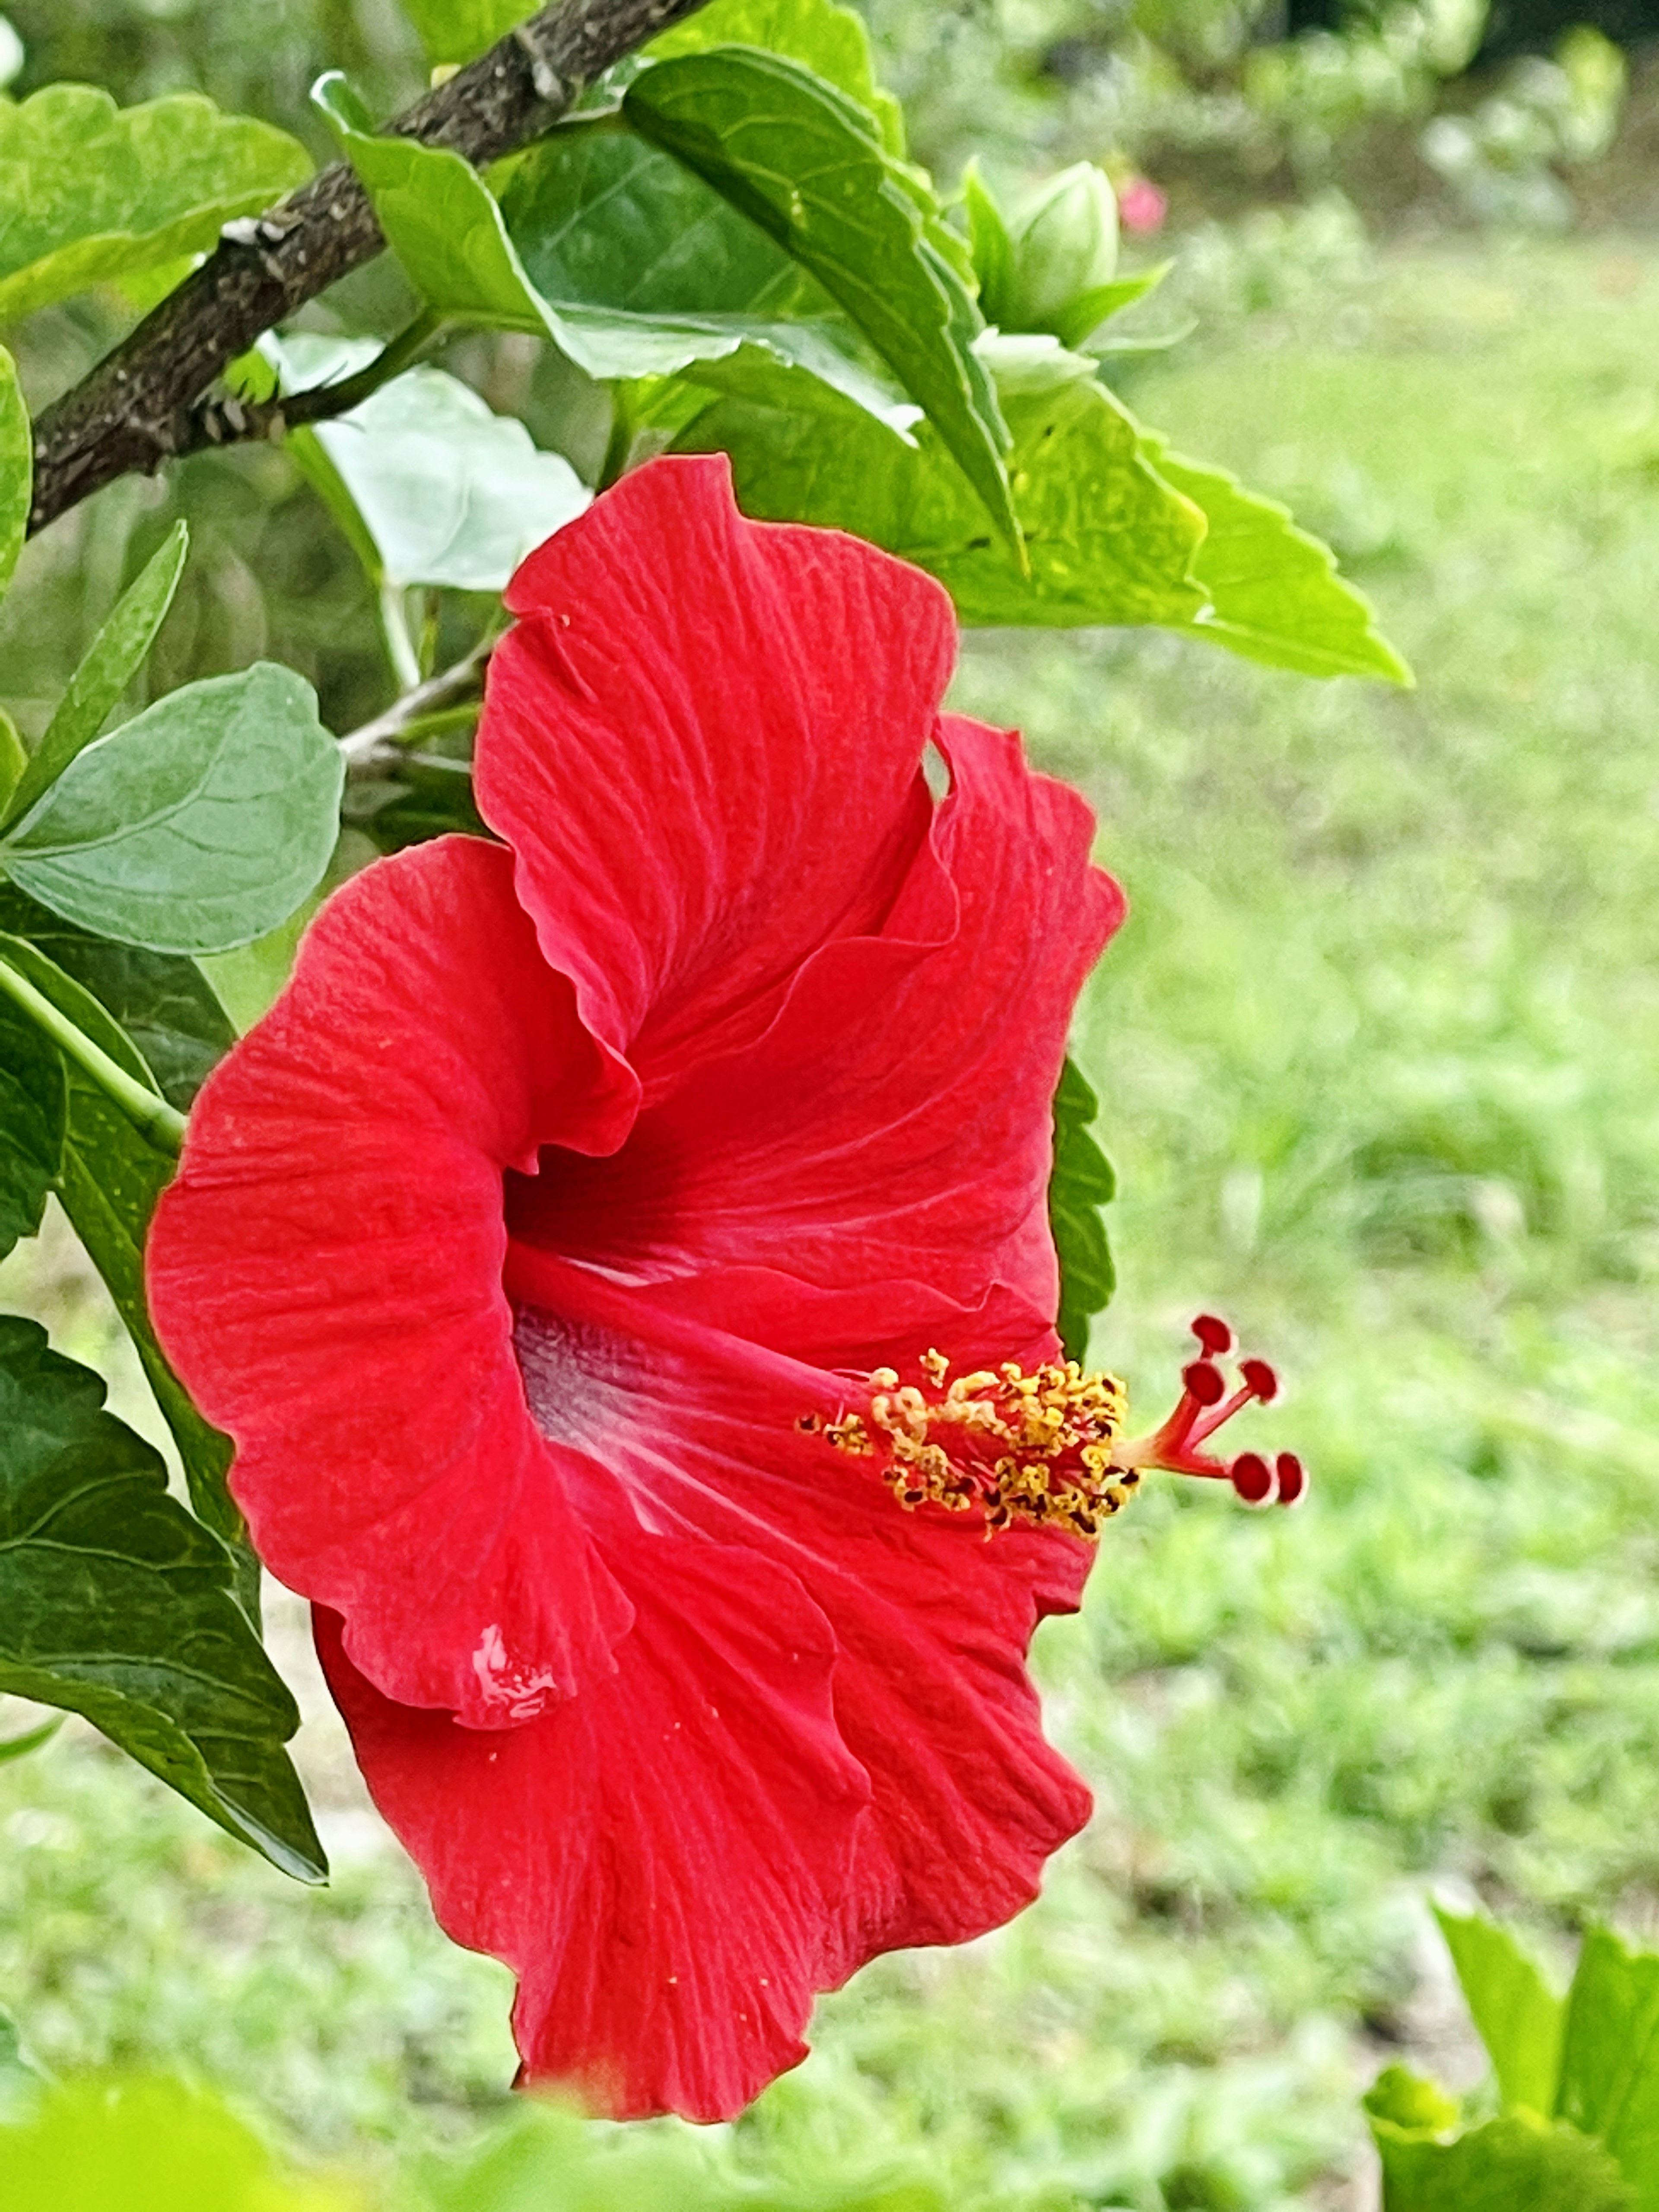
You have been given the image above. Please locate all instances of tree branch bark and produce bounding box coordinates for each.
[27,0,711,537]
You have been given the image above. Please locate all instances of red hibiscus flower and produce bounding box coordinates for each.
[149,455,1139,2121]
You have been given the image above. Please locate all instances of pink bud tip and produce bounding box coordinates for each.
[1192,1314,1234,1356]
[1274,1452,1306,1507]
[1230,1452,1274,1505]
[1182,1359,1226,1407]
[1240,1357,1278,1402]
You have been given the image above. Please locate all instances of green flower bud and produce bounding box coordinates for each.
[1002,163,1119,336]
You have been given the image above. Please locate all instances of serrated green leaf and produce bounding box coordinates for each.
[1434,1907,1565,2116]
[1049,1056,1116,1362]
[624,49,1019,552]
[501,123,915,422]
[0,990,64,1261]
[0,932,245,1596]
[647,0,906,153]
[0,884,232,1112]
[1369,2109,1633,2211]
[2,523,189,835]
[0,1317,325,1882]
[670,338,1206,627]
[1140,436,1412,683]
[0,344,26,604]
[1560,1927,1659,2205]
[0,663,343,955]
[0,85,310,324]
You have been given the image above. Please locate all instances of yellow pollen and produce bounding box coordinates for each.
[818,1351,1134,1540]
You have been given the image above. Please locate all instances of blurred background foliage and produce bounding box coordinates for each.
[4,0,1659,2209]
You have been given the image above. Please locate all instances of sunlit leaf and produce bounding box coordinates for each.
[624,49,1018,550]
[646,0,906,152]
[6,2074,357,2210]
[2,523,189,834]
[0,86,310,324]
[392,0,523,67]
[1434,1906,1564,2116]
[0,664,343,956]
[1141,436,1412,683]
[0,1319,324,1883]
[669,338,1206,627]
[1050,1057,1116,1362]
[1560,1927,1659,2205]
[1368,2108,1632,2210]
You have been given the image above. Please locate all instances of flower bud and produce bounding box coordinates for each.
[1002,162,1119,334]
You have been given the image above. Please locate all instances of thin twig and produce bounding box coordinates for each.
[338,636,495,770]
[27,0,713,536]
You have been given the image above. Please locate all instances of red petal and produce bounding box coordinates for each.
[478,454,948,1086]
[508,715,1124,1323]
[504,1250,1092,1980]
[315,1515,871,2123]
[148,839,634,1724]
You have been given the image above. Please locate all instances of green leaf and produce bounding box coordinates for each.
[1049,1056,1116,1362]
[0,86,311,324]
[0,1318,324,1882]
[5,2074,358,2210]
[669,338,1206,627]
[1369,2110,1633,2211]
[0,344,26,604]
[0,933,245,1595]
[0,1714,61,1762]
[289,365,590,593]
[1063,264,1172,349]
[2,524,189,835]
[1365,2066,1462,2136]
[0,884,232,1112]
[394,0,524,67]
[1434,1907,1565,2115]
[346,755,487,856]
[0,991,64,1260]
[1140,437,1413,683]
[961,161,1013,317]
[1560,1926,1659,2205]
[0,663,344,956]
[500,123,914,422]
[623,50,1019,552]
[646,0,907,153]
[0,939,68,1263]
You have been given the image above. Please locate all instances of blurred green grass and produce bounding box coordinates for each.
[6,238,1659,2211]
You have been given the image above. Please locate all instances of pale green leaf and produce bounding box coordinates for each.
[624,49,1019,551]
[394,0,524,67]
[646,0,906,153]
[1,663,344,955]
[1050,1057,1115,1362]
[670,338,1206,627]
[1369,2110,1632,2211]
[0,1714,61,1763]
[1434,1907,1565,2116]
[0,1318,325,1883]
[2,522,189,833]
[0,85,310,324]
[1141,435,1413,683]
[0,344,25,602]
[1560,1926,1659,2206]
